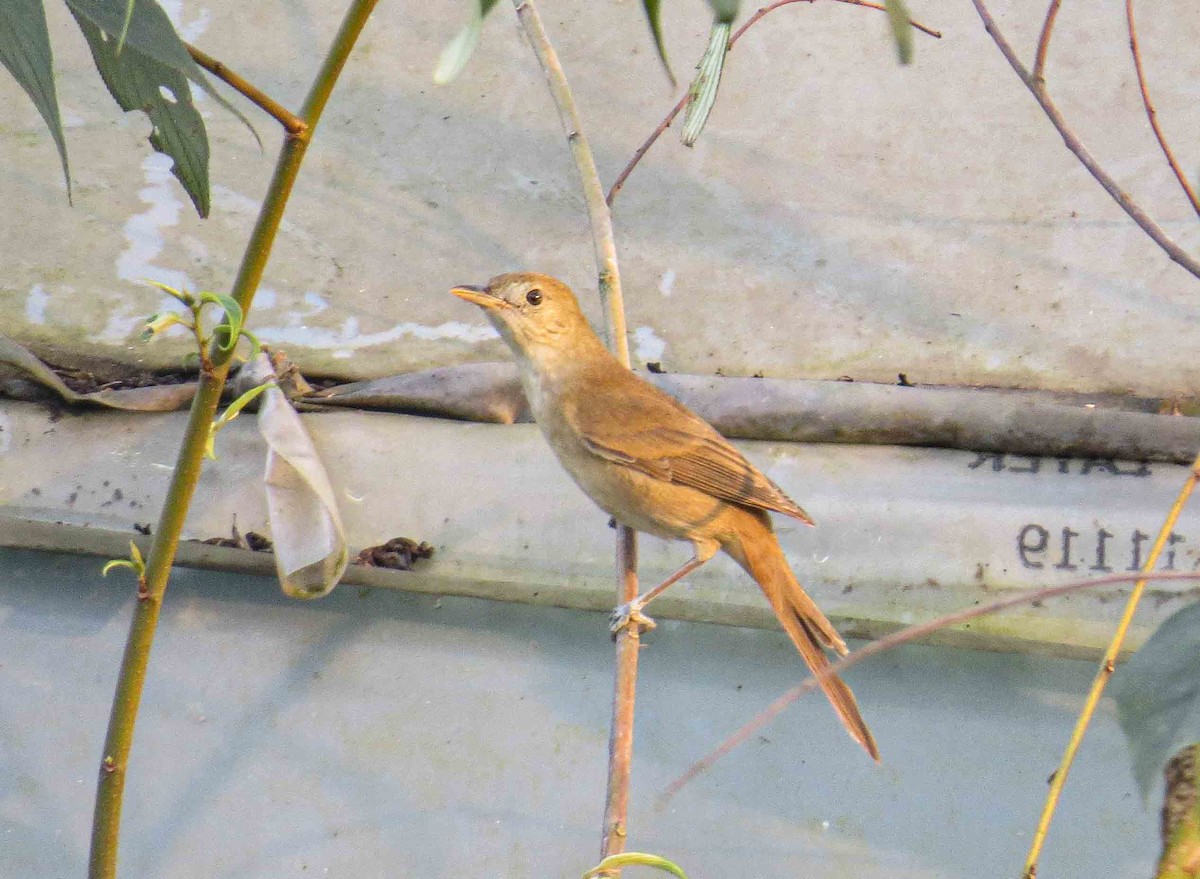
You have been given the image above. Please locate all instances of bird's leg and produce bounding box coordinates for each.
[609,554,712,636]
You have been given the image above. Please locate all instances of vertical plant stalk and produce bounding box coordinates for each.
[509,0,640,869]
[87,2,380,876]
[1022,455,1200,879]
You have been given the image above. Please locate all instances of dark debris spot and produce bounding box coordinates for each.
[354,537,434,571]
[646,362,664,374]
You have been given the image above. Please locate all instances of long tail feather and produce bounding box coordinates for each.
[726,511,880,761]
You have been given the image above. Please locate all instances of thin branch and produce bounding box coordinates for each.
[186,43,307,136]
[510,2,642,871]
[87,3,381,875]
[606,0,941,206]
[1032,0,1062,83]
[1023,455,1200,879]
[602,529,642,864]
[661,569,1200,804]
[970,0,1200,281]
[1125,0,1200,218]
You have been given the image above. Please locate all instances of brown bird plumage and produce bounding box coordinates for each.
[451,272,878,761]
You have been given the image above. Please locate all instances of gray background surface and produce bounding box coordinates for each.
[2,548,1156,878]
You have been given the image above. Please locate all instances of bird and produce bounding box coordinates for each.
[451,272,878,760]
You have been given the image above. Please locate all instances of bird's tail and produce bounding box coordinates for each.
[725,510,880,762]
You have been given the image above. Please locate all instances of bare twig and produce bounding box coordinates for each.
[1125,0,1200,218]
[186,43,307,136]
[661,569,1200,804]
[606,0,941,206]
[1023,455,1200,879]
[510,1,642,871]
[1031,0,1062,83]
[970,0,1200,281]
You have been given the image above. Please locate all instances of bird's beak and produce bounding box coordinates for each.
[450,284,512,310]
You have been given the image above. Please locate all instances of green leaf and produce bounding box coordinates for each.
[1111,600,1200,800]
[200,292,244,351]
[69,10,211,216]
[883,0,914,65]
[0,0,71,200]
[102,559,136,577]
[707,0,739,25]
[207,380,275,458]
[582,853,688,879]
[681,21,731,147]
[65,0,261,166]
[640,0,675,86]
[433,0,499,85]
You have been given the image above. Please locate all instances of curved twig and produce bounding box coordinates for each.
[606,0,942,206]
[971,0,1200,281]
[1125,0,1200,218]
[661,568,1200,804]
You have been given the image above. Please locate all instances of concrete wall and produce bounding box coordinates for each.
[1,0,1197,392]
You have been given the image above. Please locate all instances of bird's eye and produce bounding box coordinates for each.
[525,289,543,306]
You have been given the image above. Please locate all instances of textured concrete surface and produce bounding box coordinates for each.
[4,399,1199,655]
[0,548,1159,878]
[1,0,1198,392]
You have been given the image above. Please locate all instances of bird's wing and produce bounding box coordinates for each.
[563,371,813,523]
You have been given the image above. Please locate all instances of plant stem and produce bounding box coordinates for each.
[1023,456,1200,879]
[509,2,640,871]
[186,43,307,135]
[87,2,379,875]
[512,0,628,362]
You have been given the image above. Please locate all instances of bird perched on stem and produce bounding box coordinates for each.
[451,272,878,760]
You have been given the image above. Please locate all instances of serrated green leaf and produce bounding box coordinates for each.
[70,11,210,216]
[681,21,731,147]
[65,0,260,157]
[883,0,914,65]
[433,0,499,85]
[640,0,675,85]
[1111,600,1200,800]
[0,0,71,200]
[582,852,688,879]
[707,0,738,25]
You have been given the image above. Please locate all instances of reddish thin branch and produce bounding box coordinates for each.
[1125,0,1200,218]
[600,527,641,866]
[1032,0,1062,83]
[605,0,941,206]
[971,0,1200,282]
[186,43,307,136]
[661,570,1200,802]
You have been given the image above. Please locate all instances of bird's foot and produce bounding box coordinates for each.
[609,601,657,638]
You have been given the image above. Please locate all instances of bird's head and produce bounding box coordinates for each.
[451,272,596,358]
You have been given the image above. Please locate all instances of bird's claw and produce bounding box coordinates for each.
[609,601,657,638]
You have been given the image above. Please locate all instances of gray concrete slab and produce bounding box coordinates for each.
[0,548,1158,878]
[1,1,1197,393]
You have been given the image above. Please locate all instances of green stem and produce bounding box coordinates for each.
[87,2,379,875]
